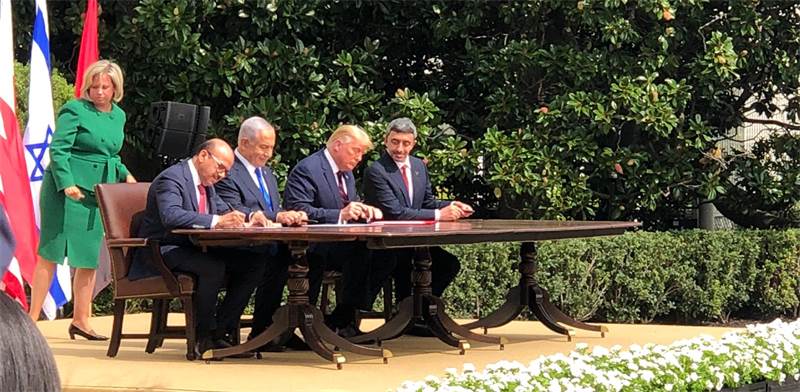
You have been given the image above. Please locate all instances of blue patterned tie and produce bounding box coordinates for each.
[254,167,274,212]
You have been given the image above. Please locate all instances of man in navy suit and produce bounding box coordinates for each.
[129,139,265,356]
[284,125,382,337]
[215,116,309,351]
[363,118,473,331]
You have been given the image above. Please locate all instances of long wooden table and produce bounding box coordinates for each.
[175,219,639,367]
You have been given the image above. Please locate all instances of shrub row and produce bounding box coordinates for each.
[92,229,800,324]
[441,229,800,323]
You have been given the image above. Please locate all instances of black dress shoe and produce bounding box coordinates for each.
[406,322,435,337]
[194,338,222,361]
[212,338,254,359]
[255,340,286,353]
[336,324,365,339]
[68,324,109,341]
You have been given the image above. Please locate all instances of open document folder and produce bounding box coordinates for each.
[306,220,437,228]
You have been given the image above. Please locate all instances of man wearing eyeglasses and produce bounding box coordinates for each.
[215,116,310,351]
[129,138,266,358]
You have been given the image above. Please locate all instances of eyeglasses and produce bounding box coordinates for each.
[204,150,230,176]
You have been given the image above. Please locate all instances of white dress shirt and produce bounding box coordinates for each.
[391,157,442,220]
[188,159,219,228]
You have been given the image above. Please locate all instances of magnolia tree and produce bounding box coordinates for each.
[19,1,800,228]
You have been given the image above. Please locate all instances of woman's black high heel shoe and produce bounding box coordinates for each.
[68,324,108,341]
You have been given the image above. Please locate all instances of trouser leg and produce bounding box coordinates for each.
[216,249,266,337]
[306,250,326,306]
[430,246,461,297]
[364,249,397,309]
[162,246,226,340]
[249,245,290,337]
[391,249,414,300]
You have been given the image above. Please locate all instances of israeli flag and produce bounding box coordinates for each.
[23,0,71,319]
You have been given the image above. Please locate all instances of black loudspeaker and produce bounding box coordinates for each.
[192,105,210,151]
[149,102,210,160]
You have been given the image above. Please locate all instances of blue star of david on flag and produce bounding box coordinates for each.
[25,125,53,182]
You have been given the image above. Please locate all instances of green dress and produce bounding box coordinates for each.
[38,99,130,269]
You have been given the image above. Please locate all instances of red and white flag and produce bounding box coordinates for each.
[73,0,111,298]
[0,0,39,309]
[74,0,98,97]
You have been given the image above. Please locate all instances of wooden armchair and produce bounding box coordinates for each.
[96,182,198,360]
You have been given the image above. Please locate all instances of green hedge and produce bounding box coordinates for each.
[91,229,800,324]
[439,229,800,323]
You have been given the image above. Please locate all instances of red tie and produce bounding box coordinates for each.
[400,165,410,199]
[197,184,207,214]
[336,171,349,205]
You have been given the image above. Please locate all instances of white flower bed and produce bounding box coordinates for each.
[397,319,800,392]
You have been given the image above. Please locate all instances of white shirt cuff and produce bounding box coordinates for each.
[210,215,220,228]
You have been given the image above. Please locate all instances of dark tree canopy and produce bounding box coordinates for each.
[11,0,800,229]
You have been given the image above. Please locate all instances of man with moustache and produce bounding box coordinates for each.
[362,118,472,335]
[128,139,266,357]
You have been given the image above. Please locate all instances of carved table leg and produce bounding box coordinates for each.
[355,247,505,351]
[349,296,413,344]
[427,295,508,349]
[461,286,524,333]
[347,246,438,345]
[308,306,392,362]
[204,241,384,368]
[205,307,290,359]
[461,242,606,341]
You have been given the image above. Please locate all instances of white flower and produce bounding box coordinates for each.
[396,318,800,392]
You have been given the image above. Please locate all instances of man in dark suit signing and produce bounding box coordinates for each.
[129,139,267,357]
[363,118,473,332]
[284,125,383,337]
[215,116,309,351]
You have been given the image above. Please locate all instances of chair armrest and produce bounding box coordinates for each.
[106,238,148,248]
[147,239,185,296]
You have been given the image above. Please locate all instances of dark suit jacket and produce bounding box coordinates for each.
[215,156,282,221]
[363,152,449,220]
[283,149,359,224]
[128,160,228,280]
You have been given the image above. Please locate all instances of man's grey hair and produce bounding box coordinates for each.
[386,117,417,138]
[238,116,274,141]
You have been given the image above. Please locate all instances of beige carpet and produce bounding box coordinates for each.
[37,314,741,392]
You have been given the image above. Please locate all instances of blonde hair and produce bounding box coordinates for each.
[326,125,373,150]
[80,60,124,102]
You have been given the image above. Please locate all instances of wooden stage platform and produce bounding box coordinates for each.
[36,313,739,392]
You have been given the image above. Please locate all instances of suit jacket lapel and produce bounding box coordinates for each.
[181,161,199,212]
[382,154,411,207]
[264,166,281,210]
[233,158,266,211]
[410,158,425,208]
[344,171,357,202]
[207,185,218,214]
[318,150,344,207]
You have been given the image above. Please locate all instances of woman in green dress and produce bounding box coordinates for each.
[28,60,136,340]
